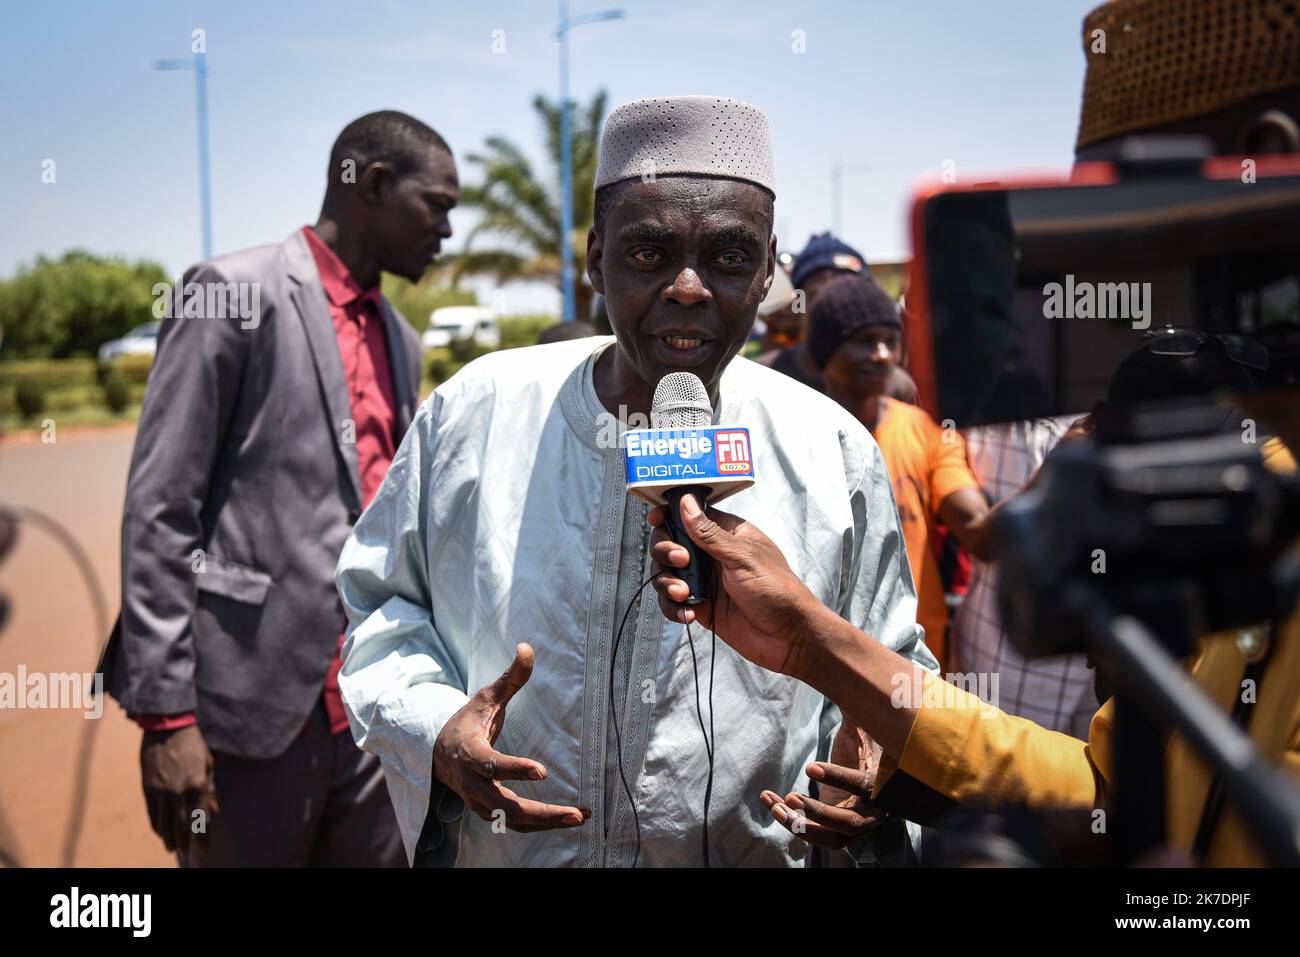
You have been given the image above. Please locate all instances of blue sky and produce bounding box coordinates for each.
[1,0,1101,311]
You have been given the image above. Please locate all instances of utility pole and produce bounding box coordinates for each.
[557,3,624,321]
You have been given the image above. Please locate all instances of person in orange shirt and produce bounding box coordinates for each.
[809,274,996,666]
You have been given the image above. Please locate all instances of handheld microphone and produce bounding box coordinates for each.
[623,372,756,605]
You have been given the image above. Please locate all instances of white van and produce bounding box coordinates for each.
[97,322,160,363]
[421,306,500,350]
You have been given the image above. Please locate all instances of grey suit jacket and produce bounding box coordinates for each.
[100,230,423,759]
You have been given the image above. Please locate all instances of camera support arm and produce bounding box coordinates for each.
[1061,577,1300,866]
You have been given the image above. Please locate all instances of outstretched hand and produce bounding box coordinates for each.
[762,721,886,849]
[433,643,589,832]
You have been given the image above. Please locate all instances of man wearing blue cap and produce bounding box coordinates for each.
[763,232,871,392]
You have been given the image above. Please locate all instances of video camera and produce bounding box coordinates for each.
[907,138,1300,866]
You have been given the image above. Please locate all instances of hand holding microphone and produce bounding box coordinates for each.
[647,492,830,679]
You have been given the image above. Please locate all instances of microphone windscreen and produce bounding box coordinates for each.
[651,372,712,430]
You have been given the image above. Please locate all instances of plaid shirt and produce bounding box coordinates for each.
[951,418,1097,738]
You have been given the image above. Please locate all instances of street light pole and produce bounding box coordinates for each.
[194,51,212,261]
[558,1,574,323]
[155,50,213,261]
[556,3,624,322]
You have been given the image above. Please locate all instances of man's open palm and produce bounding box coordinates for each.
[433,643,589,832]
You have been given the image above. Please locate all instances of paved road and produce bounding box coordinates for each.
[0,426,173,867]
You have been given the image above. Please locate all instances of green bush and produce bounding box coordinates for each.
[449,336,494,365]
[0,358,97,392]
[426,351,455,386]
[111,353,153,385]
[102,374,131,414]
[0,359,140,419]
[94,353,153,388]
[498,314,558,349]
[14,381,46,419]
[46,384,101,413]
[0,251,168,359]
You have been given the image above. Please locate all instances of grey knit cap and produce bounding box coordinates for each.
[595,95,776,196]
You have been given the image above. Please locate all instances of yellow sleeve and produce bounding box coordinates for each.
[1262,436,1296,475]
[891,670,1109,808]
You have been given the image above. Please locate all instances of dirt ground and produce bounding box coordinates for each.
[0,425,174,867]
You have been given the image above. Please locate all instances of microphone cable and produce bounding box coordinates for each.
[609,575,719,869]
[685,619,717,868]
[608,574,655,869]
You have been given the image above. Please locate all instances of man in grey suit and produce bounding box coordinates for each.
[100,111,458,866]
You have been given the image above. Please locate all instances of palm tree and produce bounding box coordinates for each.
[447,90,607,321]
